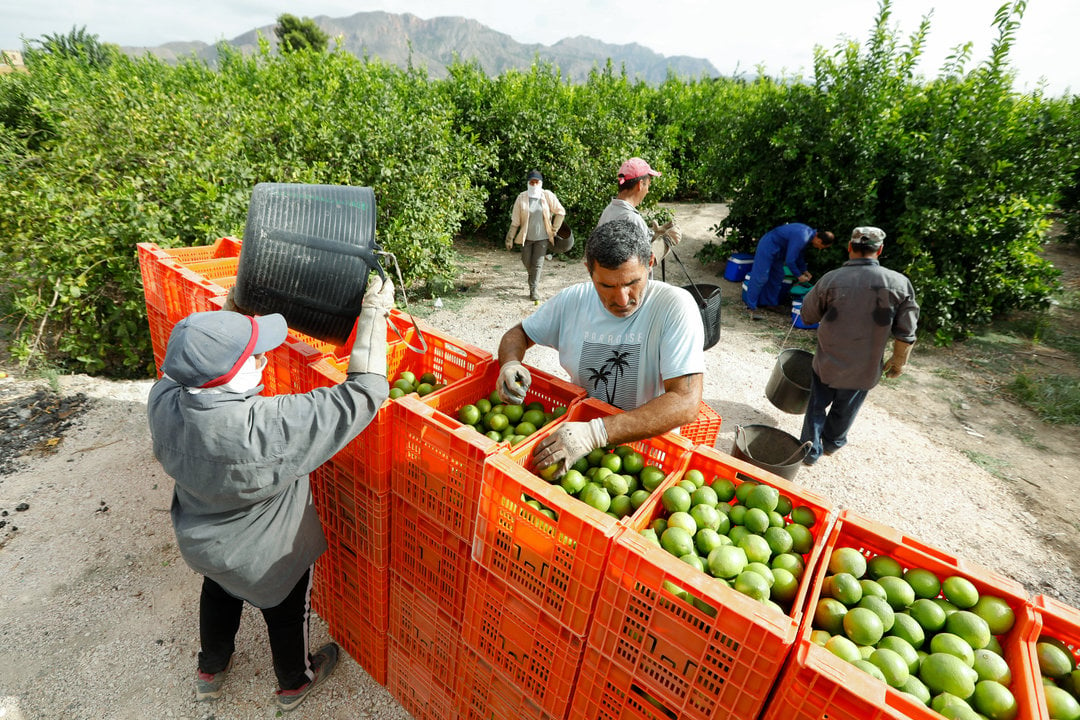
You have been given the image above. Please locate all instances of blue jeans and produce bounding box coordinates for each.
[800,371,868,462]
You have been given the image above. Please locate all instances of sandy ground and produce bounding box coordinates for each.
[0,202,1078,719]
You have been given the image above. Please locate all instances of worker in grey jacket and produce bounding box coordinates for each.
[798,227,918,466]
[147,275,394,711]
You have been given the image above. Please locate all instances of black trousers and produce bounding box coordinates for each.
[197,567,315,691]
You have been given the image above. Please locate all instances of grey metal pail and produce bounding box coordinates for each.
[731,424,812,481]
[766,348,814,414]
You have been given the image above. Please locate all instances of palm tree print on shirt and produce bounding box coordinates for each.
[581,344,640,408]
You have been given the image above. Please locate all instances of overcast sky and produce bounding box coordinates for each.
[3,0,1077,95]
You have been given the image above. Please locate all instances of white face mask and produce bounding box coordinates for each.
[187,354,266,395]
[527,181,543,199]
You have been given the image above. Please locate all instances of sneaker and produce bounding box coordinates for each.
[275,642,340,712]
[802,455,819,466]
[195,657,233,702]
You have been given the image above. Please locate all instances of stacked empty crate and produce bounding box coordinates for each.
[387,359,593,718]
[137,237,497,685]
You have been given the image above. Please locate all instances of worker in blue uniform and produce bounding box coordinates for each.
[743,223,834,316]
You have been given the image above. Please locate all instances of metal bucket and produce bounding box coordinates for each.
[731,424,811,481]
[766,348,814,414]
[683,283,722,351]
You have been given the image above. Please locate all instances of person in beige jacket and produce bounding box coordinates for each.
[505,168,568,301]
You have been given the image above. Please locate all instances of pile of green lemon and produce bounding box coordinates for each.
[812,547,1021,719]
[456,391,567,446]
[1035,632,1080,719]
[388,370,444,399]
[639,476,817,617]
[527,444,668,520]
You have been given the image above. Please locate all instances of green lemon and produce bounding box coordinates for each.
[707,545,747,580]
[710,478,736,502]
[662,486,692,513]
[903,567,942,599]
[813,597,848,635]
[829,547,867,578]
[660,526,696,557]
[843,606,884,646]
[942,576,980,609]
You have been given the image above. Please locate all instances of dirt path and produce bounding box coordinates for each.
[0,202,1078,719]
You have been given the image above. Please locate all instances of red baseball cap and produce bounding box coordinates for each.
[617,157,661,183]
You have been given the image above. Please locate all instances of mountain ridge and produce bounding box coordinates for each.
[120,10,720,84]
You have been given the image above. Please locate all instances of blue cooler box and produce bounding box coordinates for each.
[792,299,818,329]
[724,253,754,282]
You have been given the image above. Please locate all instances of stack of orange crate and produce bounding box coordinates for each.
[759,509,1039,720]
[303,316,492,686]
[568,443,835,720]
[386,361,589,719]
[461,397,694,719]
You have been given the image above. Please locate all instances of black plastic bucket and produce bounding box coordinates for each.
[683,283,722,351]
[731,424,811,481]
[766,348,813,414]
[234,183,384,343]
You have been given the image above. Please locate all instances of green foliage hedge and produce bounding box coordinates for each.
[1,0,1078,377]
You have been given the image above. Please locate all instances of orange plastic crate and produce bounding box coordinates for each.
[679,400,723,447]
[388,570,463,680]
[310,461,391,568]
[137,243,175,312]
[571,644,696,720]
[1028,594,1080,720]
[311,527,389,684]
[145,303,170,374]
[456,643,556,720]
[389,495,474,621]
[461,565,582,719]
[272,322,489,494]
[388,636,458,720]
[574,443,835,720]
[760,510,1038,720]
[474,399,693,636]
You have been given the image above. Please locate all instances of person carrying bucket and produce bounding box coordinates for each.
[147,276,395,710]
[596,157,682,265]
[743,222,834,318]
[797,226,919,466]
[505,169,568,302]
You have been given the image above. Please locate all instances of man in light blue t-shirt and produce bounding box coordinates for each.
[496,216,705,475]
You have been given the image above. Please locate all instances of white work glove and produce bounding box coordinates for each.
[347,275,395,376]
[533,419,609,477]
[649,220,681,248]
[883,340,914,379]
[496,360,531,404]
[660,220,681,247]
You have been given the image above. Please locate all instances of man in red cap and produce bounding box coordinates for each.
[596,157,681,262]
[147,276,394,711]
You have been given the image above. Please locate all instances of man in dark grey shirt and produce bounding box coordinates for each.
[798,227,919,465]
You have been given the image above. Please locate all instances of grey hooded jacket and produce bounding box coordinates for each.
[147,374,388,608]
